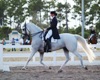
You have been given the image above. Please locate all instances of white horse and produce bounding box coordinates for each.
[22,22,95,72]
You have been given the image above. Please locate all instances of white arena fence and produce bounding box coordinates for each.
[0,39,100,44]
[0,43,100,71]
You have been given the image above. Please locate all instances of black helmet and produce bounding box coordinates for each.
[50,11,57,16]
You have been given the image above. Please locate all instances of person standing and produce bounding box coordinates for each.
[2,38,6,51]
[89,27,96,41]
[11,38,16,51]
[2,38,6,45]
[44,11,60,52]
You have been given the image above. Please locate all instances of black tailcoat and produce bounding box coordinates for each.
[47,17,60,39]
[90,30,96,34]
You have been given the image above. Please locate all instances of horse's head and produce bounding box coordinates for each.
[22,22,43,38]
[22,22,30,36]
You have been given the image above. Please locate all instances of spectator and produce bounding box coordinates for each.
[11,38,16,51]
[2,38,6,51]
[89,26,96,41]
[2,38,6,45]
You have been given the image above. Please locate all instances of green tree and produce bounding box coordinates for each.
[42,0,71,32]
[0,26,12,39]
[6,0,27,27]
[0,0,8,25]
[56,2,70,28]
[28,0,44,26]
[69,28,76,34]
[42,0,59,29]
[73,0,100,33]
[68,27,89,38]
[96,22,100,33]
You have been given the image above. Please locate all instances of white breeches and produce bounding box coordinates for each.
[89,34,94,40]
[45,30,57,42]
[45,30,52,39]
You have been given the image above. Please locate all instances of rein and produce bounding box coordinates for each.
[31,31,44,38]
[23,22,44,39]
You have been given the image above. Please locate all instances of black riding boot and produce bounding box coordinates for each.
[46,39,51,52]
[89,38,92,43]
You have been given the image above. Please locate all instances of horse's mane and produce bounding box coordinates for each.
[28,22,42,31]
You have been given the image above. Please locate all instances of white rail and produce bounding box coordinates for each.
[0,44,100,71]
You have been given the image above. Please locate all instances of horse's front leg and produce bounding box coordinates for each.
[22,48,36,70]
[40,52,51,69]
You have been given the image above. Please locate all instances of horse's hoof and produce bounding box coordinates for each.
[49,67,51,69]
[58,70,63,73]
[21,67,26,70]
[84,66,88,70]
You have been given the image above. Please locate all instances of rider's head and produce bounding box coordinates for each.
[92,27,95,30]
[50,11,57,17]
[90,26,95,30]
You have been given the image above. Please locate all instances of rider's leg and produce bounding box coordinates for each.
[44,30,48,52]
[44,30,48,42]
[44,30,52,52]
[46,35,52,52]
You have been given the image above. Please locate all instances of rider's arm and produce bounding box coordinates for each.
[47,17,57,30]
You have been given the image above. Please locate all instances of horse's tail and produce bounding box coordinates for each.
[75,35,96,62]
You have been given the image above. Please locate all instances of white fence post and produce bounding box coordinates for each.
[0,44,10,71]
[0,44,3,71]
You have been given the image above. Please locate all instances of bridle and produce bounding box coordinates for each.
[22,23,44,38]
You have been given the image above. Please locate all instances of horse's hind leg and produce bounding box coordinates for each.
[58,48,70,72]
[72,50,87,69]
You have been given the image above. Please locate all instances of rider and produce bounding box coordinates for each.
[89,26,96,41]
[44,11,60,52]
